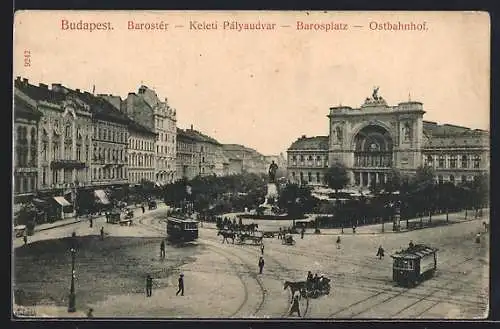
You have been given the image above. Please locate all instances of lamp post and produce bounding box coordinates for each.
[68,246,76,312]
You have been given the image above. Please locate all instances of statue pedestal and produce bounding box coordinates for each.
[266,183,278,199]
[259,183,278,215]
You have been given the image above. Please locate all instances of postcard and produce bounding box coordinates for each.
[12,10,490,319]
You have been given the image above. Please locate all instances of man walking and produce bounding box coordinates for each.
[89,217,93,228]
[23,231,28,245]
[376,245,385,260]
[100,227,105,240]
[336,236,341,249]
[260,243,265,255]
[258,256,265,274]
[142,205,145,214]
[176,274,184,296]
[146,274,153,297]
[301,227,305,239]
[160,239,166,259]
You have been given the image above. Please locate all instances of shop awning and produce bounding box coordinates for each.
[53,196,71,207]
[94,190,110,205]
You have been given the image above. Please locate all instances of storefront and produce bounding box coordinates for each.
[53,196,73,219]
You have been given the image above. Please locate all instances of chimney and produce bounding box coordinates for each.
[39,83,48,89]
[75,89,80,93]
[51,83,62,92]
[301,134,306,139]
[190,124,193,130]
[16,76,21,82]
[23,78,28,84]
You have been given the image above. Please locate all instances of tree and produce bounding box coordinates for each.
[278,183,314,226]
[410,166,436,223]
[324,163,349,193]
[384,168,403,193]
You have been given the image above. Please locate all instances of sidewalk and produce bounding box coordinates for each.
[32,202,169,233]
[203,210,488,236]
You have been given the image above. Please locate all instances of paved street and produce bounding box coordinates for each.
[13,206,488,319]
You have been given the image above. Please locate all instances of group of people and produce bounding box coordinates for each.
[306,271,328,291]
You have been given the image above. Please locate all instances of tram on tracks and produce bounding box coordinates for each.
[166,217,199,242]
[391,244,438,287]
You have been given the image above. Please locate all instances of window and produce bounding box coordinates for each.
[291,172,295,178]
[308,172,312,182]
[316,172,320,183]
[461,155,468,168]
[42,167,47,185]
[425,155,433,167]
[438,155,445,168]
[438,175,444,184]
[450,155,457,168]
[450,175,455,183]
[299,172,304,182]
[461,175,467,183]
[300,155,304,162]
[76,147,81,161]
[473,155,480,168]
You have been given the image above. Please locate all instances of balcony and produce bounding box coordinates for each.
[50,160,87,170]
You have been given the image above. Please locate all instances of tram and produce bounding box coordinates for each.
[391,244,438,287]
[166,217,199,242]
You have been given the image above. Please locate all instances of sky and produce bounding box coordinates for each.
[13,11,490,155]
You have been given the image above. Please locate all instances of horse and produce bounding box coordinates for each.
[248,223,259,232]
[217,230,235,244]
[284,281,307,302]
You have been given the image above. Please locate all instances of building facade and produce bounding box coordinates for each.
[121,86,177,185]
[13,93,42,204]
[176,127,198,181]
[15,79,95,218]
[287,136,329,185]
[222,144,268,174]
[287,88,489,187]
[128,121,157,184]
[14,78,135,218]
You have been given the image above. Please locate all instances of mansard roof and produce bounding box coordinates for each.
[288,135,329,151]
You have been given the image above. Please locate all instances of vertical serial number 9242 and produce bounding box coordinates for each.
[23,50,31,67]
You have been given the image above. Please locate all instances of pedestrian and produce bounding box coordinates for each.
[160,239,166,259]
[476,232,481,244]
[258,256,265,274]
[176,274,184,296]
[86,308,94,318]
[336,236,341,249]
[89,217,93,228]
[409,240,414,248]
[142,205,145,214]
[146,274,153,297]
[100,227,104,240]
[260,243,265,255]
[289,294,301,317]
[23,231,28,245]
[352,225,356,234]
[301,227,305,239]
[376,245,385,259]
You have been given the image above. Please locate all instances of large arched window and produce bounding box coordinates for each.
[449,155,457,168]
[461,155,468,168]
[438,155,445,168]
[473,155,481,168]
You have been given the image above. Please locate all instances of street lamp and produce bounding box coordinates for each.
[68,246,77,312]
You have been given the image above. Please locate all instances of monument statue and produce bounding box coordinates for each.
[372,86,380,100]
[268,160,278,183]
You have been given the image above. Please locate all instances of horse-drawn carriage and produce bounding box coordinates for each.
[237,231,263,245]
[284,275,331,300]
[282,234,296,245]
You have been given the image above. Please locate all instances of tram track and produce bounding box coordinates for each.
[225,238,311,318]
[138,216,269,318]
[327,256,477,318]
